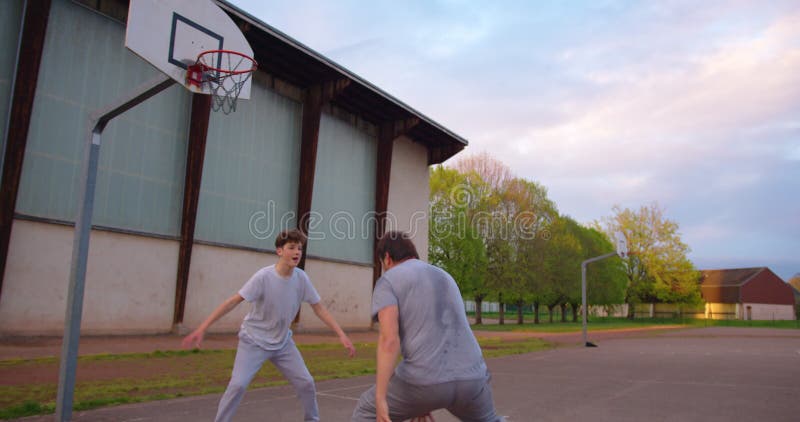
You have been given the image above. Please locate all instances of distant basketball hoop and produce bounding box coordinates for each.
[615,231,628,258]
[187,50,258,114]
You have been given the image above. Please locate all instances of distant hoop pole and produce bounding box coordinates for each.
[581,252,617,348]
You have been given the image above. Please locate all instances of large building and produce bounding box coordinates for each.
[0,0,466,335]
[700,267,795,320]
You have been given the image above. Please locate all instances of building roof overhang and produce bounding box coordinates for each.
[216,0,467,164]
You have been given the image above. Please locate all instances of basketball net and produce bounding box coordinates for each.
[187,50,257,114]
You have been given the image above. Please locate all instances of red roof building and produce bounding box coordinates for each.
[700,267,795,320]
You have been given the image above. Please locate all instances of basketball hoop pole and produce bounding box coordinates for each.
[55,74,175,422]
[581,252,617,348]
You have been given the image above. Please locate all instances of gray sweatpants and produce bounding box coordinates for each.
[215,335,318,422]
[351,373,502,422]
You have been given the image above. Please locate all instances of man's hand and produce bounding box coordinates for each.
[376,396,391,422]
[182,329,204,349]
[340,334,356,357]
[410,413,435,421]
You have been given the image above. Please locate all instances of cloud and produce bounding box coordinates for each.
[230,0,800,277]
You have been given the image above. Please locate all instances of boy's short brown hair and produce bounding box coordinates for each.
[376,231,419,262]
[275,228,307,249]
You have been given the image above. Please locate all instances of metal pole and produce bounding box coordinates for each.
[582,261,588,345]
[55,75,175,421]
[54,130,100,421]
[581,252,617,347]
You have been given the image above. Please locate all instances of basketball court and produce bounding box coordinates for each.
[22,327,800,421]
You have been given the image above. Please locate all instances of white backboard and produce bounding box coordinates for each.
[126,0,254,99]
[615,231,628,258]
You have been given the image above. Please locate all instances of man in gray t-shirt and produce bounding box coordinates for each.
[352,232,501,422]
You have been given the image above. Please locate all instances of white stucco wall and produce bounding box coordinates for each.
[300,258,373,330]
[0,219,178,335]
[386,136,430,261]
[182,243,279,333]
[182,246,373,332]
[741,303,795,321]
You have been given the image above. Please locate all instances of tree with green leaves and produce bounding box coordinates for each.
[540,216,583,322]
[451,154,515,324]
[429,165,490,323]
[788,274,800,319]
[597,203,701,317]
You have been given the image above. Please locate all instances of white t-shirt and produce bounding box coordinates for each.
[238,265,321,350]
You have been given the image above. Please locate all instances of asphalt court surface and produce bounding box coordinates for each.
[18,327,800,421]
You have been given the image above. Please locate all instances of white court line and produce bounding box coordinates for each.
[240,382,373,406]
[318,382,374,393]
[317,392,360,401]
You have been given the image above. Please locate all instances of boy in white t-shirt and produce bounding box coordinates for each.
[183,229,356,422]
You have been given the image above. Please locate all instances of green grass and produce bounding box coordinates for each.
[471,316,800,332]
[0,338,549,419]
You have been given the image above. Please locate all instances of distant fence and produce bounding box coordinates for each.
[464,301,501,313]
[464,301,795,322]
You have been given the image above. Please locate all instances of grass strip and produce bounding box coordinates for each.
[0,338,549,419]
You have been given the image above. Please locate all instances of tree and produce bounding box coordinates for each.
[429,166,489,323]
[485,177,556,324]
[451,154,515,324]
[598,203,701,317]
[788,274,800,292]
[789,274,800,319]
[541,216,583,322]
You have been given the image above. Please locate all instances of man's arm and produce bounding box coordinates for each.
[310,302,356,357]
[181,293,244,348]
[375,305,401,422]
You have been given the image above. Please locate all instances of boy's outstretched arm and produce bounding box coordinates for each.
[310,302,356,357]
[182,293,244,349]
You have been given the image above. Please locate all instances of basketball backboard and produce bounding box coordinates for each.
[125,0,254,99]
[615,231,628,258]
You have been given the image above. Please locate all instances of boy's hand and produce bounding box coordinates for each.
[182,329,204,349]
[340,334,356,357]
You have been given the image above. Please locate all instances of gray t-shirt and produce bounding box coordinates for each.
[372,259,487,385]
[238,265,321,350]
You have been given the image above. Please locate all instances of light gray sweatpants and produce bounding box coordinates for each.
[215,334,318,422]
[351,373,502,422]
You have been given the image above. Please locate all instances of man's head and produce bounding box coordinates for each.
[275,229,307,267]
[376,231,419,270]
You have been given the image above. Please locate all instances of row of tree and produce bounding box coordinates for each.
[428,153,702,323]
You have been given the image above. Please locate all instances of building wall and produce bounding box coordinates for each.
[386,136,429,261]
[700,285,740,304]
[0,219,178,335]
[741,303,795,321]
[740,269,794,305]
[182,243,278,333]
[704,303,738,320]
[180,137,431,333]
[0,0,437,335]
[300,259,373,330]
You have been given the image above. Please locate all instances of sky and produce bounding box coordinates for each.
[229,0,800,281]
